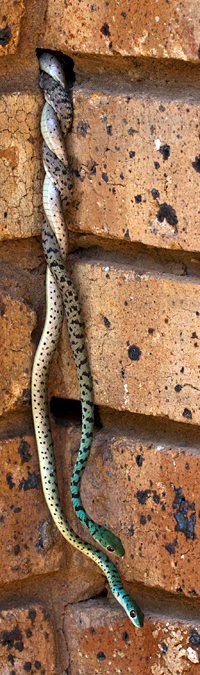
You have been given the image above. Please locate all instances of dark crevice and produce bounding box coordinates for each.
[73,53,200,102]
[98,406,200,452]
[0,409,34,442]
[50,397,102,429]
[68,239,200,281]
[36,48,75,87]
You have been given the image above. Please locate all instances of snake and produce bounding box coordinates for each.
[31,52,144,628]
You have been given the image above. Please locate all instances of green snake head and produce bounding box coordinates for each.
[123,594,144,628]
[94,526,125,557]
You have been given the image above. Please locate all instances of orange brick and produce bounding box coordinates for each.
[64,598,200,674]
[0,92,43,240]
[0,1,24,55]
[0,604,56,674]
[43,0,200,61]
[0,434,63,583]
[49,424,200,597]
[79,428,200,596]
[0,428,106,597]
[0,291,36,415]
[50,258,200,425]
[66,90,200,251]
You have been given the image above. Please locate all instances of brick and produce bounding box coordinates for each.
[0,604,56,674]
[0,429,105,597]
[0,291,36,415]
[79,428,200,596]
[49,257,200,425]
[51,424,200,597]
[0,92,43,240]
[64,598,200,674]
[0,1,24,55]
[67,90,200,252]
[0,433,63,584]
[43,0,200,61]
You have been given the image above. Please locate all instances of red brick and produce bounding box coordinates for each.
[0,92,43,240]
[66,91,200,252]
[0,429,106,597]
[48,424,200,597]
[50,258,200,425]
[0,604,56,674]
[64,598,200,674]
[0,291,36,415]
[79,428,200,596]
[0,1,24,55]
[0,434,63,583]
[43,0,200,61]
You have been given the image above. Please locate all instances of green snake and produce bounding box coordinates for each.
[31,52,144,628]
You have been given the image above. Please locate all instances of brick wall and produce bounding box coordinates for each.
[1,1,200,673]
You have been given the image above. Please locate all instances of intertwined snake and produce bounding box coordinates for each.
[31,52,144,628]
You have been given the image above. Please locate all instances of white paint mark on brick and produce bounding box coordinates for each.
[187,646,199,663]
[155,138,161,150]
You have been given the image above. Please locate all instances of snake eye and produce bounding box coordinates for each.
[107,546,114,552]
[130,610,136,618]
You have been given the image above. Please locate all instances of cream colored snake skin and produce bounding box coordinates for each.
[31,52,144,628]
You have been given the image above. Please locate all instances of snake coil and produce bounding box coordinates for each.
[31,52,144,628]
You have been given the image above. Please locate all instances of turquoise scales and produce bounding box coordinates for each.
[31,52,144,628]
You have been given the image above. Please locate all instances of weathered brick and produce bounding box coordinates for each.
[0,604,56,674]
[0,1,24,55]
[67,90,200,251]
[0,429,105,598]
[43,0,200,61]
[0,92,43,239]
[0,433,63,583]
[64,598,200,674]
[80,428,200,597]
[49,257,200,425]
[0,291,36,415]
[50,424,200,597]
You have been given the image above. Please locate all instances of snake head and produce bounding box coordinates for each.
[96,527,125,557]
[124,595,144,628]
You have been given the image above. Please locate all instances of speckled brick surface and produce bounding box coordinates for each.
[0,291,36,415]
[64,599,200,674]
[48,424,200,597]
[49,257,200,425]
[0,604,56,674]
[67,90,200,251]
[0,1,24,55]
[42,0,200,61]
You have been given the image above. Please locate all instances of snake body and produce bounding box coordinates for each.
[31,53,144,628]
